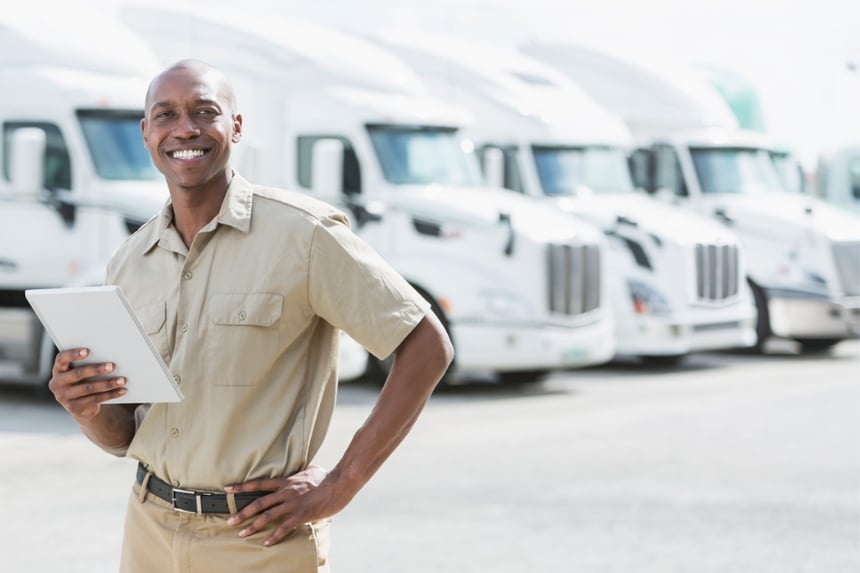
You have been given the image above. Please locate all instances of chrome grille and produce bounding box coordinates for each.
[695,244,739,301]
[547,243,601,315]
[833,242,860,296]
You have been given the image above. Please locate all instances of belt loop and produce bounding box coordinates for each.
[138,471,152,504]
[226,492,238,515]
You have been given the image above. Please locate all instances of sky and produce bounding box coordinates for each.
[90,0,860,165]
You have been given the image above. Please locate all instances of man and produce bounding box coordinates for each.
[48,59,454,572]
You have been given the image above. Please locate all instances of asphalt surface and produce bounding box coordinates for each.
[2,341,858,572]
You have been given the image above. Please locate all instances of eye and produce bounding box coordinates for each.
[154,110,175,120]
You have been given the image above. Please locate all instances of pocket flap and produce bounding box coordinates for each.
[209,293,284,327]
[136,302,166,335]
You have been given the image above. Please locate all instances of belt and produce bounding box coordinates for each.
[136,463,266,515]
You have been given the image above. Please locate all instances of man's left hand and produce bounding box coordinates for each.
[225,465,339,546]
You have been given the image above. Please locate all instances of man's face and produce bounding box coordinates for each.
[141,66,242,194]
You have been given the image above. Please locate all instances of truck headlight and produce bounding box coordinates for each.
[628,280,672,315]
[478,289,534,320]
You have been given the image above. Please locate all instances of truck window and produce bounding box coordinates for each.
[628,149,653,192]
[77,110,160,181]
[690,147,782,195]
[655,146,688,197]
[2,122,71,191]
[478,144,524,193]
[366,125,482,186]
[296,135,361,195]
[532,145,634,196]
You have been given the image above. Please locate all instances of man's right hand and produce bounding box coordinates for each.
[49,348,128,419]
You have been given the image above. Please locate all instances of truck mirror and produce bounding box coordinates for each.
[312,139,344,204]
[483,147,505,188]
[10,128,46,195]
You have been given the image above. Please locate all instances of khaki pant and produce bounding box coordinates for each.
[120,483,331,573]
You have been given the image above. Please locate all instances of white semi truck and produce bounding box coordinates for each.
[120,6,616,382]
[0,6,165,386]
[525,42,860,352]
[0,5,368,388]
[375,34,756,364]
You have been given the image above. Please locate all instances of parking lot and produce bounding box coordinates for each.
[2,342,859,572]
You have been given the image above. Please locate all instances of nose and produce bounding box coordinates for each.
[174,112,201,138]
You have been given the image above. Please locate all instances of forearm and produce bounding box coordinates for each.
[328,314,453,499]
[74,404,137,457]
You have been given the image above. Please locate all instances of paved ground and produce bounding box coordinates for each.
[1,341,859,572]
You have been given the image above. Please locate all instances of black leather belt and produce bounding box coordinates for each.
[136,463,266,514]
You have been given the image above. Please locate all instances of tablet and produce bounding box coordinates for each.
[25,286,183,404]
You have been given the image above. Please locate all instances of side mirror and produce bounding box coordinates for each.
[10,128,46,196]
[483,147,505,189]
[312,139,344,204]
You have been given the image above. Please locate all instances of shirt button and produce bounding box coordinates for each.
[180,323,189,333]
[238,311,247,321]
[172,480,180,487]
[183,271,193,280]
[169,427,180,438]
[173,375,181,385]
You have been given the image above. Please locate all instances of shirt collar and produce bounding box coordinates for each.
[142,172,254,254]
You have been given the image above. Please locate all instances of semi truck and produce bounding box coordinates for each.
[373,34,756,364]
[0,6,164,386]
[0,5,367,388]
[524,42,860,352]
[119,5,616,382]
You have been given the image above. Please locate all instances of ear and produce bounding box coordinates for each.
[232,113,243,143]
[140,117,148,145]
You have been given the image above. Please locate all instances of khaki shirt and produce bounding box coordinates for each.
[106,173,429,490]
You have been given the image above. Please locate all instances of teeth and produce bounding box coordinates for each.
[171,149,205,160]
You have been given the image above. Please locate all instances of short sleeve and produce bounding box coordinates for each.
[308,215,430,359]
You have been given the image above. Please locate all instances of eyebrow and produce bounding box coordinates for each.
[148,98,222,113]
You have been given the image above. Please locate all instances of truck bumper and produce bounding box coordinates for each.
[614,304,757,356]
[766,289,860,339]
[449,317,615,373]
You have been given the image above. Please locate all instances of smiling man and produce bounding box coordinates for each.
[48,59,454,572]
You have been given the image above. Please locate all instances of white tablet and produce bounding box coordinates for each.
[25,286,183,404]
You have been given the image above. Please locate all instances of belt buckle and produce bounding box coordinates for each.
[172,488,209,514]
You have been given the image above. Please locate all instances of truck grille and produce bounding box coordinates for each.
[547,243,601,315]
[695,244,739,301]
[833,242,860,296]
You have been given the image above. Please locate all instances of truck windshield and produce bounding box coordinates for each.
[532,145,634,196]
[690,147,783,194]
[77,110,160,181]
[367,125,482,186]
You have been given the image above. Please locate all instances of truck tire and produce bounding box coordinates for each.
[496,370,550,384]
[367,289,454,385]
[795,338,841,354]
[748,280,771,352]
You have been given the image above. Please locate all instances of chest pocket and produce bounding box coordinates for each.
[136,302,170,364]
[206,293,284,386]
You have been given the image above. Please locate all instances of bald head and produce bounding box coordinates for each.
[144,59,238,118]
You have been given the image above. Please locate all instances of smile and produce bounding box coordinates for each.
[169,149,208,160]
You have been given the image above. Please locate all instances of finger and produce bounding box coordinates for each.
[239,505,289,540]
[64,376,127,401]
[225,477,281,494]
[65,383,128,417]
[264,518,302,547]
[54,348,89,373]
[227,491,282,527]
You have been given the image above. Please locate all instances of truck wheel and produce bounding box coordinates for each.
[795,338,841,354]
[639,355,685,368]
[497,370,550,384]
[367,291,454,385]
[748,280,771,352]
